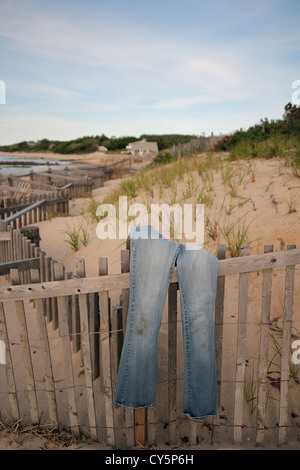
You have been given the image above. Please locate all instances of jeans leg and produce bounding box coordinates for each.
[176,246,219,419]
[114,226,180,408]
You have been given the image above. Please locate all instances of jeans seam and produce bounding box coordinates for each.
[180,286,192,413]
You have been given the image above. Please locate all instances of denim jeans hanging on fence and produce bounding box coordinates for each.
[113,225,219,420]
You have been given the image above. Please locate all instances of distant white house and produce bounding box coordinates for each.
[126,139,158,157]
[27,140,41,148]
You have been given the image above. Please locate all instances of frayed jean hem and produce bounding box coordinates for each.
[113,401,155,409]
[183,411,217,421]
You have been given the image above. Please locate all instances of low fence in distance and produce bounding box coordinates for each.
[0,225,299,448]
[0,193,70,229]
[172,135,223,159]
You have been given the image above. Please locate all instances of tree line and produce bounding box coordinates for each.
[0,134,198,155]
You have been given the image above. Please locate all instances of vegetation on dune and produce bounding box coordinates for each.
[214,102,300,167]
[85,102,300,257]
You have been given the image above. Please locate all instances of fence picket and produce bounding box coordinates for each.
[212,244,226,444]
[78,289,98,440]
[98,257,115,447]
[44,256,52,322]
[233,245,250,444]
[30,268,58,427]
[54,262,79,435]
[256,245,273,446]
[120,249,135,448]
[0,301,20,421]
[10,268,39,425]
[51,260,59,330]
[278,244,296,446]
[110,303,126,448]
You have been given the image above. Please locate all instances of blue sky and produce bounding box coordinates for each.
[0,0,299,145]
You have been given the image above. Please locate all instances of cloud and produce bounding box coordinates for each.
[9,80,88,101]
[0,0,299,144]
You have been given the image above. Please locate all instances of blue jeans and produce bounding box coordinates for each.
[113,226,219,420]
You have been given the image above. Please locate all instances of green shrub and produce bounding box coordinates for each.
[152,152,175,165]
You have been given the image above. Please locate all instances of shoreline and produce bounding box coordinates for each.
[0,150,129,166]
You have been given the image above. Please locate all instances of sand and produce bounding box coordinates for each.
[1,151,300,450]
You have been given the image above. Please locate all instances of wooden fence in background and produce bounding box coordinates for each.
[0,194,70,229]
[0,224,299,448]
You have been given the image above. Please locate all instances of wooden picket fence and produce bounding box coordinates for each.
[0,227,299,448]
[0,195,69,230]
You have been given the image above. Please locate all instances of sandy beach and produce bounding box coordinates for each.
[1,151,300,450]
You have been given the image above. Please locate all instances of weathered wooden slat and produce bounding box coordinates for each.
[120,249,135,449]
[211,244,226,445]
[51,260,59,330]
[44,256,52,322]
[233,245,250,444]
[54,263,79,434]
[110,303,126,449]
[88,288,99,379]
[78,289,98,440]
[0,301,20,421]
[0,258,40,276]
[0,232,11,241]
[134,408,146,447]
[120,250,130,335]
[30,269,58,427]
[1,248,300,302]
[278,245,296,446]
[10,269,39,425]
[99,257,115,447]
[256,245,273,446]
[110,304,123,391]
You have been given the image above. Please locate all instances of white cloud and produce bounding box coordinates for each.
[0,0,299,143]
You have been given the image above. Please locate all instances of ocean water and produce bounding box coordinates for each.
[0,154,70,175]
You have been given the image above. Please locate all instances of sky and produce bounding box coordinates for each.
[0,0,299,145]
